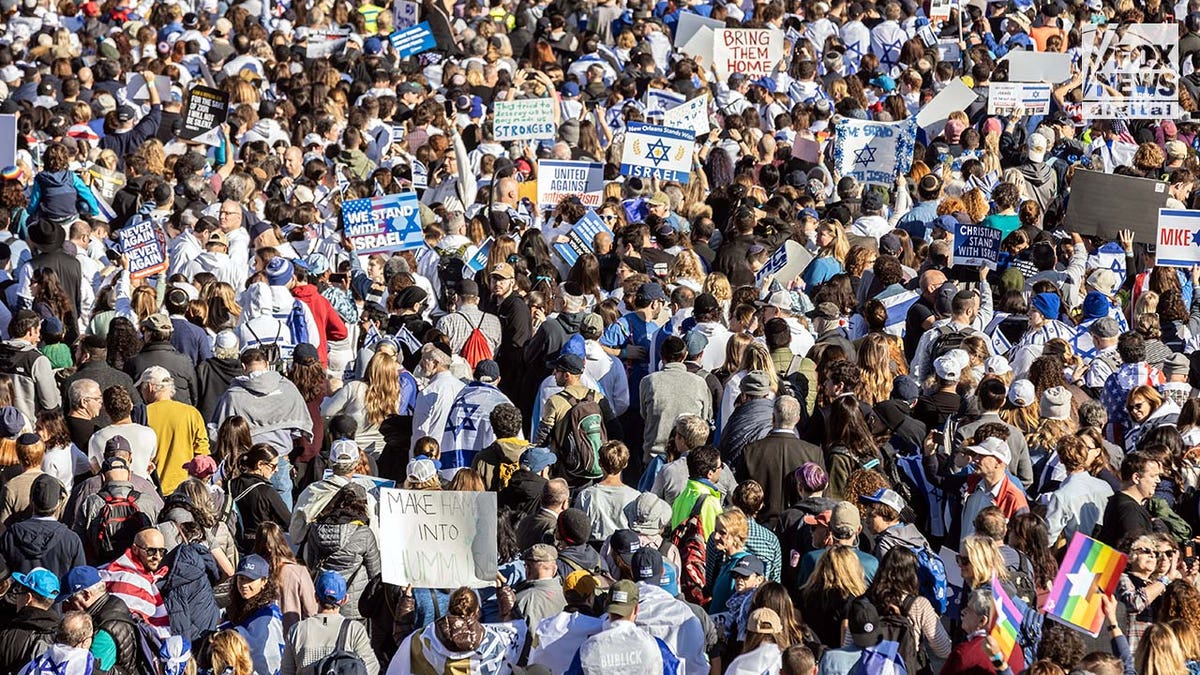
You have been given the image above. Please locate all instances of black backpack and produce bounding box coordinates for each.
[313,618,370,675]
[1007,550,1038,608]
[864,595,924,674]
[929,324,971,361]
[88,489,152,564]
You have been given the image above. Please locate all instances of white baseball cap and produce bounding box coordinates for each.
[967,437,1012,465]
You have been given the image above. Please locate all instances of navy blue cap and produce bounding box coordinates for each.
[58,565,101,602]
[730,554,765,577]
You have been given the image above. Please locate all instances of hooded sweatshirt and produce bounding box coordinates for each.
[873,521,932,560]
[183,250,242,289]
[0,516,85,579]
[208,369,313,453]
[1017,160,1058,212]
[472,437,531,492]
[29,170,99,222]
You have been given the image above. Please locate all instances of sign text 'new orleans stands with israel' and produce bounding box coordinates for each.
[620,122,694,183]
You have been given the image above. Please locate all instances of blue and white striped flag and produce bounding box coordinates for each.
[441,383,514,470]
[878,288,920,338]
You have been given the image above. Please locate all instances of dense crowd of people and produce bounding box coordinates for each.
[0,0,1198,672]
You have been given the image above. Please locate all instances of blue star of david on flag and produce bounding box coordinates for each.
[452,401,481,433]
[645,138,671,166]
[1191,230,1200,246]
[854,145,877,166]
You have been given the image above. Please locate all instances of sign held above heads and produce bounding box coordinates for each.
[537,160,605,211]
[493,98,556,141]
[553,210,616,268]
[1156,209,1200,268]
[389,21,436,59]
[378,488,498,589]
[1001,51,1072,83]
[712,29,784,79]
[340,191,425,253]
[950,222,1003,269]
[620,123,695,184]
[1065,170,1167,241]
[179,85,230,147]
[756,240,814,285]
[987,82,1051,116]
[915,78,978,139]
[833,118,918,186]
[119,220,168,280]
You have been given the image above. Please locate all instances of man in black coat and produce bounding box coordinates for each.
[735,395,824,529]
[60,565,143,675]
[195,330,244,423]
[0,568,61,673]
[24,218,83,316]
[0,474,84,579]
[125,314,198,406]
[62,335,142,426]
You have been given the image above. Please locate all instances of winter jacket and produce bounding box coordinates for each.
[472,437,531,492]
[498,469,547,516]
[0,606,59,674]
[717,398,774,468]
[28,170,99,222]
[1017,160,1059,212]
[195,356,242,423]
[0,516,85,579]
[124,341,198,406]
[86,592,142,675]
[170,316,213,366]
[291,284,347,366]
[301,519,381,620]
[161,541,221,641]
[227,473,290,553]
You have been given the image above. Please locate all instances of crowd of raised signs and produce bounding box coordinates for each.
[2,0,1200,673]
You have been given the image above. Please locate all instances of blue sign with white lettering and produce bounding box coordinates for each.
[389,21,436,58]
[341,191,424,253]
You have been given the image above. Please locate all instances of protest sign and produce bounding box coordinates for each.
[1001,51,1072,83]
[644,88,686,118]
[662,94,711,137]
[929,0,954,24]
[681,26,715,61]
[493,98,556,141]
[756,240,814,285]
[915,78,977,139]
[86,165,126,206]
[833,118,917,186]
[713,29,784,79]
[791,136,821,163]
[620,123,694,183]
[1155,209,1200,267]
[306,30,351,58]
[388,21,436,58]
[393,0,419,28]
[340,191,424,253]
[464,237,493,273]
[1079,23,1179,118]
[675,11,725,48]
[125,74,173,102]
[1065,170,1167,241]
[118,220,168,280]
[179,85,229,146]
[378,488,498,588]
[0,114,14,168]
[1043,533,1126,637]
[537,160,605,210]
[987,82,1051,116]
[951,222,1003,269]
[937,39,961,63]
[553,210,616,268]
[785,26,802,47]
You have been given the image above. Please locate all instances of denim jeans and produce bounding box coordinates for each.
[271,455,294,511]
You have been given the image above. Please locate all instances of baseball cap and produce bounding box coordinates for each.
[524,543,558,563]
[610,529,642,565]
[694,293,720,316]
[407,458,437,483]
[58,566,101,603]
[329,439,359,465]
[115,105,136,123]
[474,360,500,383]
[30,473,64,513]
[520,447,557,473]
[1088,317,1121,339]
[182,455,218,479]
[967,436,1012,465]
[236,554,270,580]
[293,342,320,364]
[206,230,228,247]
[636,282,666,304]
[860,488,906,514]
[142,313,173,333]
[554,353,585,375]
[605,579,640,618]
[101,456,130,473]
[136,365,173,388]
[829,501,861,540]
[846,596,882,647]
[1008,379,1036,407]
[647,191,670,208]
[746,608,783,634]
[489,262,515,280]
[729,554,765,578]
[315,570,347,604]
[13,567,60,600]
[684,330,708,358]
[630,547,664,583]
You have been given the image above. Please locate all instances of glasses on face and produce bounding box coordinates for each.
[137,545,167,557]
[1131,548,1162,557]
[600,214,617,222]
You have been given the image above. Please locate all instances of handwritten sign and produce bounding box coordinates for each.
[833,118,917,186]
[537,160,605,210]
[1156,209,1200,267]
[620,122,694,184]
[340,192,424,253]
[951,222,1003,269]
[493,98,556,141]
[663,94,711,137]
[393,0,419,29]
[988,82,1051,116]
[388,21,436,59]
[180,85,229,146]
[713,28,784,79]
[118,220,168,280]
[378,488,498,588]
[553,210,615,268]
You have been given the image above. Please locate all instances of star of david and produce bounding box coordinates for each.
[853,145,877,166]
[454,401,481,433]
[880,39,903,68]
[645,138,671,167]
[1191,230,1200,247]
[1067,568,1096,598]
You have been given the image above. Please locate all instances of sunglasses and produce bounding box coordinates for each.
[137,545,167,557]
[1131,548,1164,557]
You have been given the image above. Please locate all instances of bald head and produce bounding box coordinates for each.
[920,269,948,295]
[135,528,164,549]
[497,177,519,205]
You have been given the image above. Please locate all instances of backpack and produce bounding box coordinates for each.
[929,323,971,361]
[910,545,949,614]
[868,596,921,675]
[437,255,467,308]
[459,312,493,369]
[849,638,908,675]
[245,322,287,373]
[1007,551,1038,608]
[313,618,370,675]
[668,493,710,606]
[830,446,913,509]
[88,489,152,564]
[552,389,606,480]
[130,614,165,674]
[0,341,42,378]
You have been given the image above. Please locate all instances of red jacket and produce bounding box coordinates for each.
[939,634,1024,675]
[292,283,348,365]
[966,473,1030,520]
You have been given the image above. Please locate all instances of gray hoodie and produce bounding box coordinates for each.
[208,369,313,452]
[873,522,931,561]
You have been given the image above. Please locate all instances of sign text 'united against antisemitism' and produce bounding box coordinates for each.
[378,488,498,589]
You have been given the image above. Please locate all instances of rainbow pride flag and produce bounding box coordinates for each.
[990,577,1022,661]
[1042,532,1127,636]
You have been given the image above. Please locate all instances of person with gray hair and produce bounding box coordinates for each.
[944,586,1017,672]
[15,610,95,675]
[651,414,735,505]
[65,378,101,452]
[412,343,465,453]
[734,395,824,527]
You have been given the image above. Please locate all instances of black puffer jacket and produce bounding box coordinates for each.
[195,356,243,423]
[0,606,59,673]
[87,592,141,675]
[124,341,198,406]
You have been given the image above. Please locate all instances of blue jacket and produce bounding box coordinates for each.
[160,542,221,642]
[225,603,284,675]
[29,170,99,222]
[171,316,214,365]
[100,105,163,167]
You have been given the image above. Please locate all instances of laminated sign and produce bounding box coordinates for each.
[378,488,498,588]
[713,28,784,79]
[950,222,1003,269]
[341,192,424,253]
[493,98,556,141]
[388,21,436,58]
[553,210,615,268]
[180,85,229,146]
[987,82,1051,116]
[620,122,694,183]
[537,160,605,210]
[118,220,168,280]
